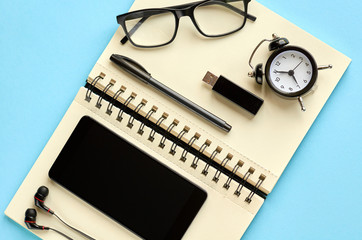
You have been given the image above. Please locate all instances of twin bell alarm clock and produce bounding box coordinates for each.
[248,34,332,111]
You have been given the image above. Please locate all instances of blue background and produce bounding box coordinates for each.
[1,0,361,239]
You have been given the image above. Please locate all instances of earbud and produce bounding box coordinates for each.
[34,186,54,214]
[25,208,49,230]
[248,33,289,85]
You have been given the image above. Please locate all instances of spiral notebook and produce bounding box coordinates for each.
[5,0,350,239]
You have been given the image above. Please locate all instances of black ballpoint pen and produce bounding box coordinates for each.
[110,54,232,132]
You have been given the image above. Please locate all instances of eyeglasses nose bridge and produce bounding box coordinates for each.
[174,8,194,19]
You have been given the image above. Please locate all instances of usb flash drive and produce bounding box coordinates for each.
[202,71,264,115]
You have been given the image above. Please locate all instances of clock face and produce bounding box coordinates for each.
[265,46,318,98]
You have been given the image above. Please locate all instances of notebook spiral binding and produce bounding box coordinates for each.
[224,160,244,190]
[149,112,168,142]
[117,92,136,122]
[138,105,157,135]
[213,153,233,183]
[202,146,222,176]
[180,132,200,162]
[85,73,105,102]
[191,139,211,169]
[169,126,190,156]
[96,79,115,109]
[85,74,267,203]
[128,99,147,129]
[106,85,126,115]
[159,119,179,149]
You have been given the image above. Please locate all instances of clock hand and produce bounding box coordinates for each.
[293,60,303,71]
[292,75,299,85]
[273,70,289,74]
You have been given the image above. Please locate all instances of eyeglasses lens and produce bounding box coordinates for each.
[124,10,176,47]
[194,1,246,36]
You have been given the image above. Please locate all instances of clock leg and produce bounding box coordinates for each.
[298,96,306,111]
[318,64,333,70]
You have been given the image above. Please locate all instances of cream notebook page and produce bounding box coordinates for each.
[5,0,350,239]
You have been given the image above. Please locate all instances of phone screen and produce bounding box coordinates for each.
[49,116,207,240]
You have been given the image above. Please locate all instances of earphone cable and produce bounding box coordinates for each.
[49,227,73,240]
[54,213,96,240]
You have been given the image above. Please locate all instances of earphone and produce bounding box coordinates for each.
[34,186,54,214]
[25,208,73,240]
[247,33,289,85]
[25,208,49,231]
[24,186,96,240]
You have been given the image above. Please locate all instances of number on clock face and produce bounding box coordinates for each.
[269,50,313,94]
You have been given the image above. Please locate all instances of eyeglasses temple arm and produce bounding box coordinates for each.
[120,16,149,44]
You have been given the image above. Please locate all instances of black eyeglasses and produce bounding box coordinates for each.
[116,0,256,48]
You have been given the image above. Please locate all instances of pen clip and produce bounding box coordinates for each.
[114,55,151,76]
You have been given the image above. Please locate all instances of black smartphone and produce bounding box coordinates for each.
[49,116,207,240]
